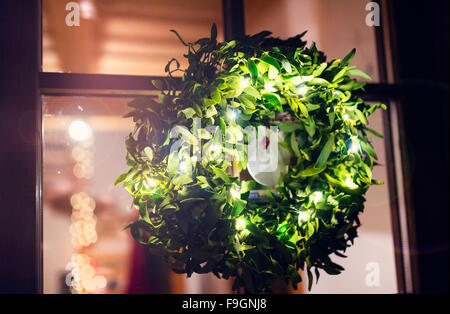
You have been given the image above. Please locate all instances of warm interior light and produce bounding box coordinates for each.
[69,120,92,141]
[80,0,97,20]
[228,110,237,122]
[263,81,276,93]
[210,144,222,152]
[236,218,246,231]
[344,175,358,188]
[348,137,360,154]
[178,163,188,172]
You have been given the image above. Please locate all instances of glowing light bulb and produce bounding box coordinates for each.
[298,210,310,223]
[263,81,276,93]
[310,191,323,204]
[228,110,237,122]
[344,175,358,188]
[297,85,309,96]
[69,120,92,141]
[94,275,107,289]
[348,139,360,154]
[80,0,97,20]
[230,185,240,199]
[240,78,250,88]
[236,218,246,231]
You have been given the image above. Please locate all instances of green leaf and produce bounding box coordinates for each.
[263,93,282,111]
[366,103,387,115]
[298,100,309,117]
[332,68,347,82]
[198,128,212,139]
[211,167,231,184]
[303,116,316,137]
[204,98,217,107]
[312,62,327,77]
[173,125,198,145]
[232,198,246,216]
[339,80,366,91]
[324,173,363,195]
[239,244,256,251]
[365,127,384,138]
[172,174,193,186]
[114,172,129,186]
[275,122,303,133]
[243,86,261,99]
[197,176,211,188]
[268,65,279,79]
[307,268,313,291]
[360,140,378,160]
[355,109,368,125]
[315,134,335,168]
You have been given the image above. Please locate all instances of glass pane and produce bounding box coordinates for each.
[42,95,233,294]
[304,105,398,294]
[245,0,380,82]
[42,0,224,75]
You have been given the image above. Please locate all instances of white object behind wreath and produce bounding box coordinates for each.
[247,126,291,186]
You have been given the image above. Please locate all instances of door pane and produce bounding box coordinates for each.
[42,0,224,75]
[245,0,397,293]
[42,95,172,293]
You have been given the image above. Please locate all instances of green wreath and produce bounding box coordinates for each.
[115,24,385,293]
